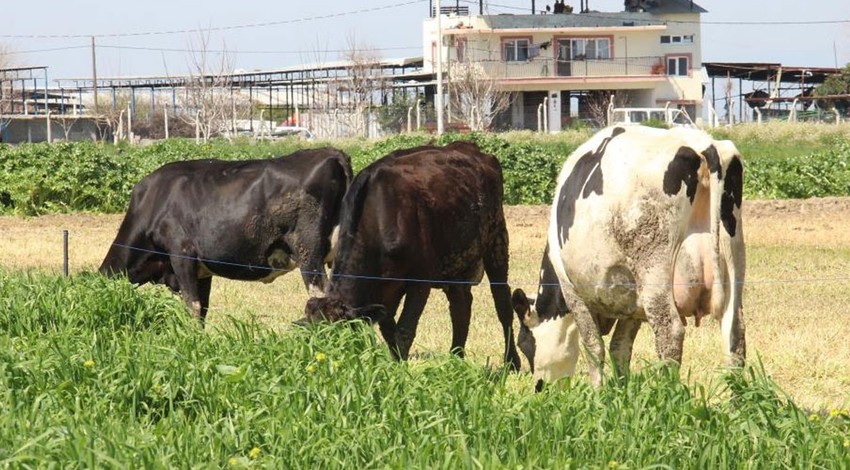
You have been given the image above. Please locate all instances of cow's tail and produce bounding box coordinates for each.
[706,146,726,320]
[706,142,746,363]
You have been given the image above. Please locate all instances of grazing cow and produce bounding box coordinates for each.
[299,141,522,370]
[511,126,745,389]
[99,148,353,323]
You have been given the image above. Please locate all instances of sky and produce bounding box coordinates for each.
[1,0,848,83]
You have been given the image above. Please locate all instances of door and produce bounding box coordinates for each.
[557,39,572,77]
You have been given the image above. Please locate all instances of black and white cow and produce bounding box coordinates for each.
[299,141,522,370]
[512,126,746,389]
[99,148,352,323]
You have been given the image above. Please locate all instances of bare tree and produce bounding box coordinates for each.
[448,60,511,131]
[331,35,385,137]
[583,90,631,127]
[177,30,241,142]
[55,114,78,141]
[92,90,132,142]
[0,44,16,141]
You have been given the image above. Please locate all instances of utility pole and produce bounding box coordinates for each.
[91,36,99,112]
[435,0,444,135]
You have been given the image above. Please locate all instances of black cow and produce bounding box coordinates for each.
[299,141,521,370]
[100,148,353,323]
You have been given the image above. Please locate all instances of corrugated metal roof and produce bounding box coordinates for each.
[480,12,665,29]
[703,62,841,84]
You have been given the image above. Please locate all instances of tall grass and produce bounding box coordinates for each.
[0,270,848,467]
[708,121,850,162]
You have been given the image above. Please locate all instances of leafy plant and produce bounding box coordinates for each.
[1,127,849,215]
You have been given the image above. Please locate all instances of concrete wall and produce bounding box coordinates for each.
[0,116,109,144]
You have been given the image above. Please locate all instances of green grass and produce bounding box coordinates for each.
[707,121,850,162]
[0,270,848,468]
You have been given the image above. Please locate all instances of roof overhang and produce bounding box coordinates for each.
[703,62,841,84]
[446,25,667,35]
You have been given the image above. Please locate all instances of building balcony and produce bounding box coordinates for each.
[474,56,667,81]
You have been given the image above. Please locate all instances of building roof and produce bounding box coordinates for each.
[478,12,666,30]
[639,0,707,15]
[703,62,841,84]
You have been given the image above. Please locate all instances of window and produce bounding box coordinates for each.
[661,34,695,44]
[667,56,689,76]
[567,37,610,60]
[456,38,467,63]
[503,39,530,62]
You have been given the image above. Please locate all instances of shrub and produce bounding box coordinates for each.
[1,127,849,215]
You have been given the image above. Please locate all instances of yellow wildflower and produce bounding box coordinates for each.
[608,461,619,469]
[249,447,261,459]
[808,414,820,423]
[228,457,238,467]
[315,352,327,363]
[830,409,841,418]
[306,364,316,374]
[843,439,849,448]
[83,360,95,368]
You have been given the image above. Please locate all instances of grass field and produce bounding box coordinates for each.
[2,269,848,467]
[2,197,849,413]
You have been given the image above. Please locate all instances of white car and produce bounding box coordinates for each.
[608,107,696,128]
[271,126,315,141]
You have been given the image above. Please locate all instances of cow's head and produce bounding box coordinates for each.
[512,287,580,392]
[297,297,387,325]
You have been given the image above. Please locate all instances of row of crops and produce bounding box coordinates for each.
[1,124,849,215]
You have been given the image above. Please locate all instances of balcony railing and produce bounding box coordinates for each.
[476,56,666,80]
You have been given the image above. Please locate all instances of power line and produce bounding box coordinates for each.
[95,44,422,55]
[0,0,426,39]
[109,242,850,289]
[4,45,90,55]
[456,0,850,26]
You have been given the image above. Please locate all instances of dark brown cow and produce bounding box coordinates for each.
[100,148,352,323]
[299,141,521,370]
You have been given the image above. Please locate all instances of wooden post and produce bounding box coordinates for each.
[126,104,133,144]
[91,37,99,112]
[163,105,169,139]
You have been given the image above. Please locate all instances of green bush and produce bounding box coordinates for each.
[1,129,849,215]
[744,141,850,199]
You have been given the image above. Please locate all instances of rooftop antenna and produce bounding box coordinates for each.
[835,40,839,68]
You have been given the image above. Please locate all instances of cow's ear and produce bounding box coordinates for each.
[292,317,311,327]
[512,288,531,318]
[350,304,387,324]
[512,289,539,327]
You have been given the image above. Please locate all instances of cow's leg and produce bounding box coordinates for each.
[483,224,522,371]
[394,284,431,361]
[721,305,746,368]
[566,296,607,387]
[197,276,212,325]
[376,285,404,360]
[642,284,686,366]
[609,318,642,379]
[445,285,473,358]
[295,241,328,298]
[721,233,746,367]
[168,253,204,323]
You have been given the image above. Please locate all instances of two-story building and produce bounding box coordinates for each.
[422,0,706,131]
